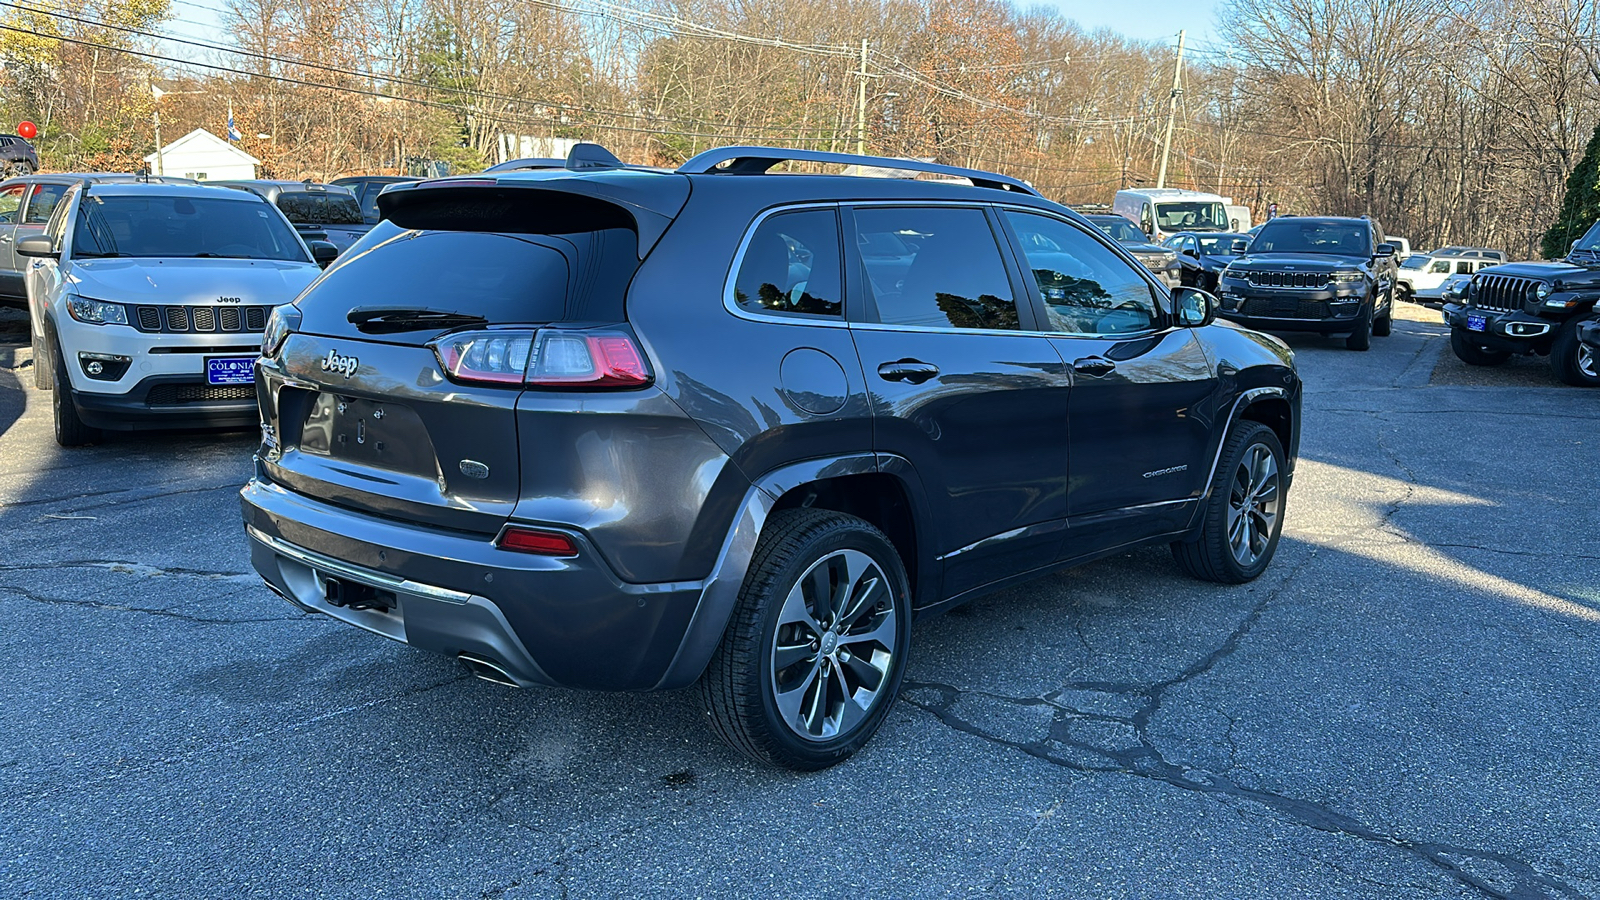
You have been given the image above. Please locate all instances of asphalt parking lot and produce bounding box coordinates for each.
[2,302,1597,899]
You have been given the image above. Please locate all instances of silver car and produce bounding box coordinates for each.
[19,181,335,445]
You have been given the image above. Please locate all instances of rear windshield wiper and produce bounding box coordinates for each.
[347,306,489,333]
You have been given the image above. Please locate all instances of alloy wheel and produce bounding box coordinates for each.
[1226,443,1281,567]
[1580,343,1598,380]
[770,549,898,742]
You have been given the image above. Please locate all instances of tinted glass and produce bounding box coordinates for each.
[1156,201,1228,231]
[294,226,640,345]
[1400,255,1429,270]
[1252,219,1372,255]
[23,183,65,224]
[1573,222,1600,253]
[1429,260,1450,273]
[1005,211,1158,335]
[1455,261,1473,274]
[733,209,843,317]
[1088,217,1145,243]
[1197,235,1241,253]
[72,194,309,261]
[855,207,1018,331]
[0,184,21,223]
[277,191,364,226]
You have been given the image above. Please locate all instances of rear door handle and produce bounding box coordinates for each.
[877,359,940,384]
[1073,356,1116,377]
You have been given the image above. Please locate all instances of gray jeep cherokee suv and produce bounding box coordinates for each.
[242,144,1301,769]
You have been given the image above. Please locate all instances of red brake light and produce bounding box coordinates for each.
[497,526,579,556]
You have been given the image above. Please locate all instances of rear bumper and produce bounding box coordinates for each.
[1442,304,1558,354]
[241,475,719,691]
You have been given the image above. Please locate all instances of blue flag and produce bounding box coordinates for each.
[227,105,242,142]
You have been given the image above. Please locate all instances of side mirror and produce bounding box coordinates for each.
[1375,243,1396,257]
[1181,246,1198,258]
[307,240,340,268]
[1171,286,1217,328]
[1230,239,1250,255]
[16,235,55,258]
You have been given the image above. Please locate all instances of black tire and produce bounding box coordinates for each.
[1372,292,1393,337]
[1450,328,1511,366]
[51,334,99,447]
[1171,421,1286,584]
[1551,317,1600,387]
[1345,305,1372,351]
[5,160,33,178]
[1396,284,1413,304]
[700,508,912,770]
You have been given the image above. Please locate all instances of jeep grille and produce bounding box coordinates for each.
[131,304,274,334]
[1246,271,1327,289]
[1471,274,1537,313]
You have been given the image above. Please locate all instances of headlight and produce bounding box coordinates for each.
[1329,272,1366,284]
[261,304,302,357]
[64,296,129,326]
[1535,283,1551,299]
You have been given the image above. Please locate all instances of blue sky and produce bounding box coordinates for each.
[1046,0,1222,47]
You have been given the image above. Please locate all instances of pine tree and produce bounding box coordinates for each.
[1543,122,1600,259]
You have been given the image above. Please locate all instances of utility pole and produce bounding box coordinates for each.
[1156,29,1186,189]
[151,86,164,176]
[855,39,871,157]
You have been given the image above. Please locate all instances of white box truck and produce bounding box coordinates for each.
[1113,188,1234,242]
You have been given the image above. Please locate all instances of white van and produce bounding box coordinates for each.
[1225,204,1252,232]
[1113,188,1233,242]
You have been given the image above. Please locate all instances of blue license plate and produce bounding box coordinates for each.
[206,356,256,385]
[1466,314,1487,333]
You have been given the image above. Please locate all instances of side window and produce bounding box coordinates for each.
[732,208,843,318]
[0,184,22,223]
[1455,261,1473,275]
[45,186,77,251]
[1004,210,1159,336]
[854,206,1018,331]
[1430,260,1451,274]
[22,183,66,225]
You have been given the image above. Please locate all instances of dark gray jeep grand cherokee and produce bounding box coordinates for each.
[242,144,1301,769]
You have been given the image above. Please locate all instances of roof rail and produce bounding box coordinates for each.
[675,146,1039,196]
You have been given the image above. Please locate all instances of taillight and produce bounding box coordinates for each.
[428,328,652,388]
[497,526,579,556]
[430,330,534,384]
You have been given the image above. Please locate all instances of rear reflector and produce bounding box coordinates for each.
[497,527,579,556]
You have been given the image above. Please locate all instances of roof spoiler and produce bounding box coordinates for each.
[676,146,1039,196]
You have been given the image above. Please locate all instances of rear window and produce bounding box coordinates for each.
[277,191,363,226]
[295,226,639,340]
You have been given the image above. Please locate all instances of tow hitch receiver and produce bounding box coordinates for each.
[323,576,397,611]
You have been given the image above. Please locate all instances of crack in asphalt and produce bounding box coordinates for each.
[7,673,472,804]
[901,406,1587,899]
[903,674,1583,899]
[0,559,256,580]
[0,582,309,626]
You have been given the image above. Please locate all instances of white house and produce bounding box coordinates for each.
[144,128,259,181]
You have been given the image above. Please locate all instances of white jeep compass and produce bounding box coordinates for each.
[19,181,332,445]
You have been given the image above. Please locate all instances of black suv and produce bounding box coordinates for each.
[0,134,39,177]
[240,144,1302,769]
[1215,216,1398,350]
[1443,219,1600,386]
[210,180,369,252]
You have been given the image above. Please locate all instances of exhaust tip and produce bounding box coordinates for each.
[458,653,520,687]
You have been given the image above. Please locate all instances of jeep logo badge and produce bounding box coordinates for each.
[320,350,359,377]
